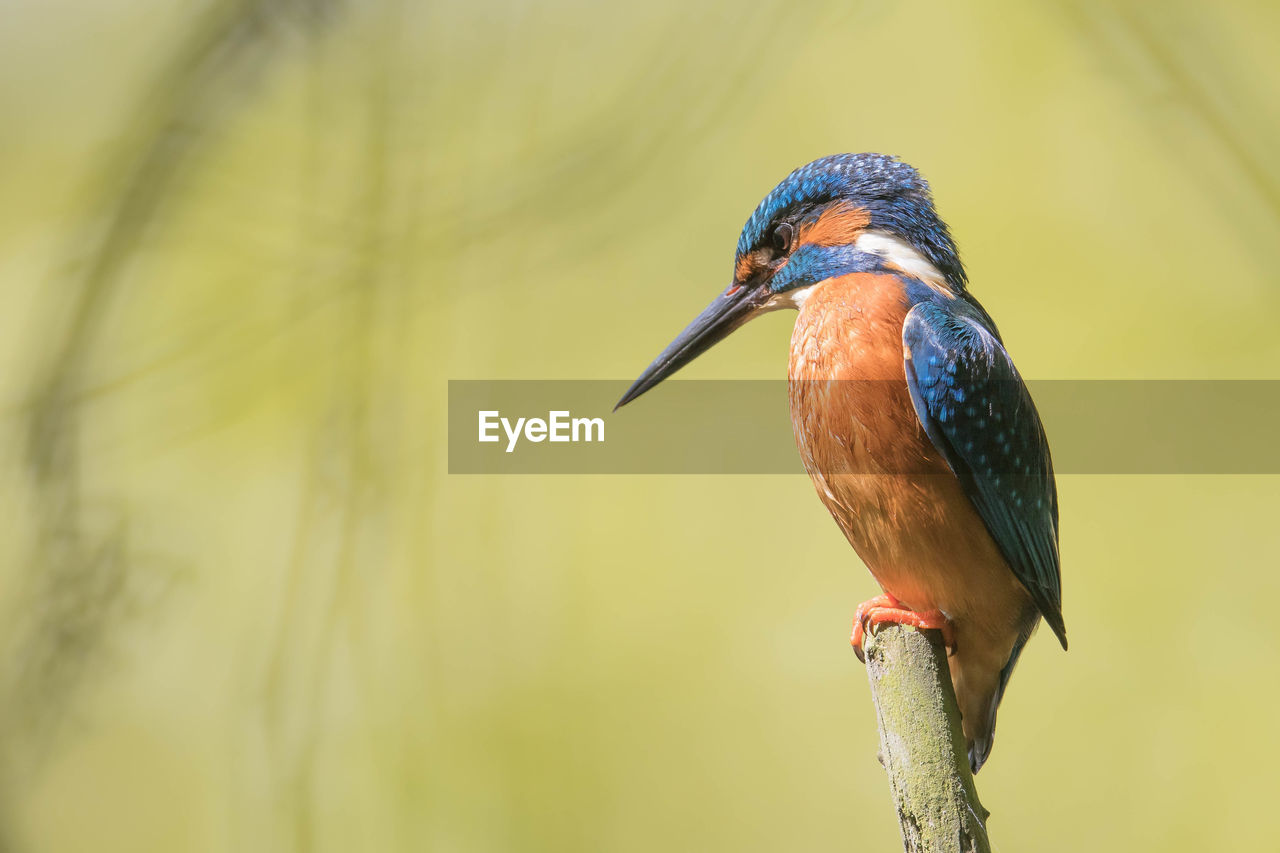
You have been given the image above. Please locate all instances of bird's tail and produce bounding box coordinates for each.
[965,631,1031,774]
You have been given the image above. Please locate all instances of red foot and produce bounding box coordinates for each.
[850,593,899,662]
[850,593,957,663]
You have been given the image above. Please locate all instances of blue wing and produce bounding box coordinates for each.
[902,299,1067,648]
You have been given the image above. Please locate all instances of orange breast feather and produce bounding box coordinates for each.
[786,272,1027,630]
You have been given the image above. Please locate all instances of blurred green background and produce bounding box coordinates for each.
[1,0,1279,850]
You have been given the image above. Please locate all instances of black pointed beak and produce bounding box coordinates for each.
[615,281,773,410]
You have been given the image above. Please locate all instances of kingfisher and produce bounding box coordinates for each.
[616,153,1065,772]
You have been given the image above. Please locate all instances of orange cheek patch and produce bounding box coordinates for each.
[796,201,871,248]
[735,250,770,282]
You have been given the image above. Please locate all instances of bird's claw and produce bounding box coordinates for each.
[850,594,899,663]
[850,593,957,662]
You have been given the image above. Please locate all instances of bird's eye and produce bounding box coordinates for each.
[772,223,794,253]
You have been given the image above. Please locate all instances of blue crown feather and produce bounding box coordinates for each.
[737,153,967,291]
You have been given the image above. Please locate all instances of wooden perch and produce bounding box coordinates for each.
[862,624,992,853]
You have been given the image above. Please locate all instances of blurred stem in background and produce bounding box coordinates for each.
[259,1,391,846]
[4,0,340,820]
[1055,0,1280,250]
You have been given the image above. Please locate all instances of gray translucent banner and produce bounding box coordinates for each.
[448,380,1280,474]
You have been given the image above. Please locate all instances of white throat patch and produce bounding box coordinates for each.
[761,284,816,312]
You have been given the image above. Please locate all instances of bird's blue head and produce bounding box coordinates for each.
[618,153,966,407]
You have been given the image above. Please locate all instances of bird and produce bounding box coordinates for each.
[615,153,1065,773]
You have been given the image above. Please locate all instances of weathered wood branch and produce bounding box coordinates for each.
[863,624,992,853]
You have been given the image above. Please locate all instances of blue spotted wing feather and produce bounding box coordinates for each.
[902,300,1067,648]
